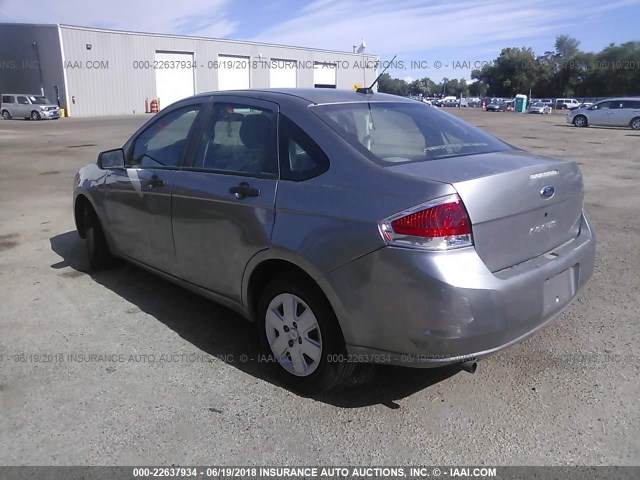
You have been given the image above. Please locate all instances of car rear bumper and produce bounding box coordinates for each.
[326,213,595,367]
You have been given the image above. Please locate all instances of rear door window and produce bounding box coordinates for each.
[622,100,640,109]
[17,96,29,105]
[190,103,278,176]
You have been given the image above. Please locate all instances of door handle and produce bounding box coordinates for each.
[229,182,260,199]
[147,176,165,188]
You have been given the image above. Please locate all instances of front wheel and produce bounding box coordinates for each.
[83,204,114,270]
[573,115,588,127]
[630,117,640,130]
[31,111,41,120]
[257,273,352,393]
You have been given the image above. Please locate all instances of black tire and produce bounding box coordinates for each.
[1,110,11,120]
[630,117,640,130]
[31,110,41,120]
[257,273,353,393]
[83,204,114,270]
[573,115,588,127]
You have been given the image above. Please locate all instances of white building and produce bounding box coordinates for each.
[0,23,378,117]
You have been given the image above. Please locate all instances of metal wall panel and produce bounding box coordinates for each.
[0,24,67,111]
[57,25,379,117]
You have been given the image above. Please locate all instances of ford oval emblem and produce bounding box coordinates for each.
[540,185,555,199]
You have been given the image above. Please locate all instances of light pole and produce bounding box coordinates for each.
[32,42,45,96]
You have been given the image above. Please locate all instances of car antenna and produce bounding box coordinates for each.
[356,55,397,95]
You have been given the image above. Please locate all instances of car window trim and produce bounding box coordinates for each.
[183,95,280,179]
[124,98,211,169]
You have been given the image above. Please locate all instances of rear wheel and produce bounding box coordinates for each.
[257,273,353,393]
[573,115,588,127]
[83,204,114,270]
[31,110,41,121]
[1,110,11,120]
[630,117,640,130]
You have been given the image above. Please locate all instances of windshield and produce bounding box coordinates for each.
[29,96,50,104]
[311,102,511,164]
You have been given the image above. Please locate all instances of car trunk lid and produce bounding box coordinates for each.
[387,150,583,272]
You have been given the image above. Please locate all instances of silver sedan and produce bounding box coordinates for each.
[74,89,595,392]
[528,102,551,114]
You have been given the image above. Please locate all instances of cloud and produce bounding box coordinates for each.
[252,0,639,56]
[0,0,237,38]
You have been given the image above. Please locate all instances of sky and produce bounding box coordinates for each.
[1,0,639,82]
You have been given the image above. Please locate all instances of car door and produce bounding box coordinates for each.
[101,100,207,275]
[587,101,613,126]
[623,100,640,128]
[16,96,30,117]
[171,97,279,303]
[606,100,630,126]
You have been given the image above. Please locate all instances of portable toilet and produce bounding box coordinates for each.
[514,94,528,113]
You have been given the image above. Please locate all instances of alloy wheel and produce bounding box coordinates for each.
[574,116,587,127]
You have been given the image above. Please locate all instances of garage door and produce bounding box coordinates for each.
[155,51,195,110]
[270,59,297,88]
[313,62,336,88]
[218,55,250,91]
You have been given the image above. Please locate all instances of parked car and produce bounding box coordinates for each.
[1,94,60,120]
[486,102,506,112]
[504,100,514,111]
[567,98,640,129]
[74,89,595,392]
[528,102,552,114]
[555,98,580,110]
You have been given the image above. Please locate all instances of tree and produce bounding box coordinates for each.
[468,80,488,97]
[377,73,409,96]
[409,77,437,96]
[555,35,580,60]
[381,35,640,99]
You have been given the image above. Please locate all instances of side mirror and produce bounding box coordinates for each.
[97,148,125,169]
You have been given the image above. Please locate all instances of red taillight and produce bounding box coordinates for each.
[390,200,471,238]
[379,195,473,250]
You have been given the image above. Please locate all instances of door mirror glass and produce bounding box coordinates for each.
[98,148,125,169]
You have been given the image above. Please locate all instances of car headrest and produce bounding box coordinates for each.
[239,114,271,150]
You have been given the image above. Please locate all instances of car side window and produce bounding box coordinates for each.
[278,115,329,181]
[623,101,640,109]
[191,103,277,176]
[2,95,15,103]
[129,105,200,168]
[17,96,29,105]
[593,102,611,110]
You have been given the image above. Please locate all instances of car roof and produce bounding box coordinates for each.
[194,88,414,105]
[596,97,640,101]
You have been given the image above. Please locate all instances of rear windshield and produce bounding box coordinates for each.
[311,102,511,164]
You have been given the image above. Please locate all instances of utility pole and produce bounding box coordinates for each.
[32,42,45,96]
